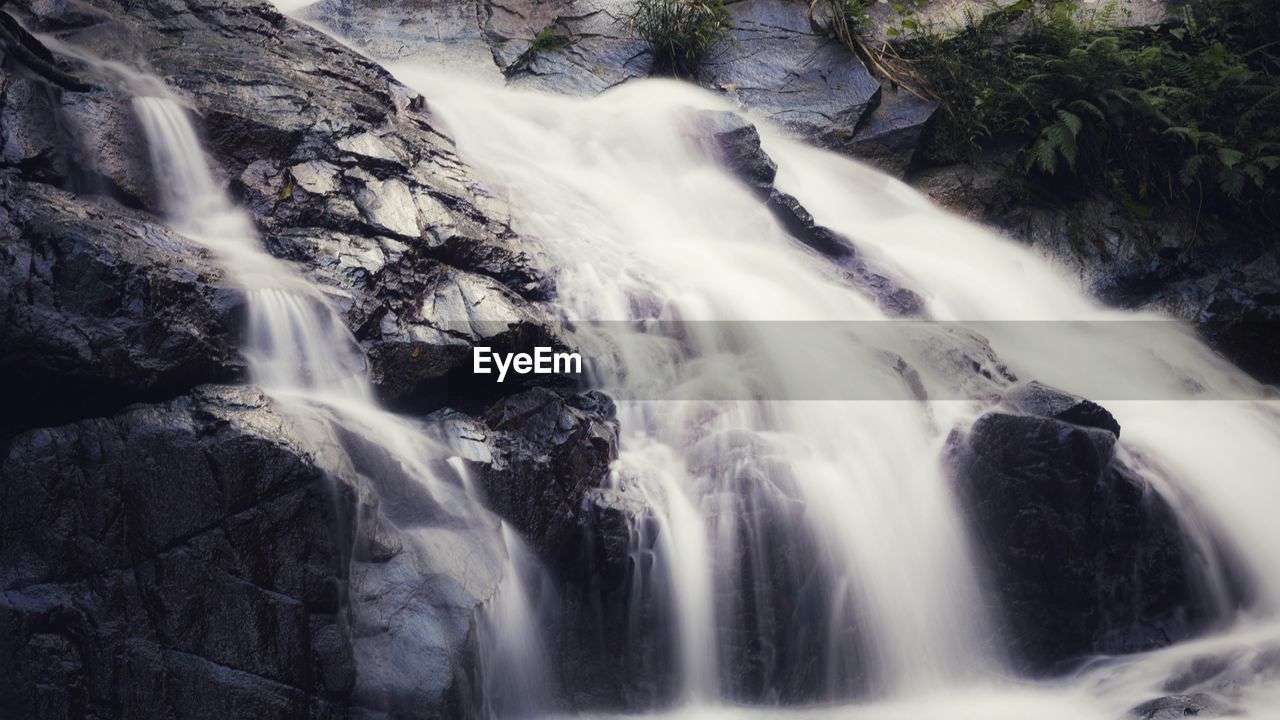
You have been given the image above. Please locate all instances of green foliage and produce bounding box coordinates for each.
[825,0,876,42]
[510,23,572,72]
[628,0,733,78]
[898,0,1280,229]
[530,25,571,54]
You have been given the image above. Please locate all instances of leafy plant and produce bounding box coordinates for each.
[628,0,733,78]
[510,23,572,72]
[823,0,875,45]
[895,0,1280,231]
[530,25,571,54]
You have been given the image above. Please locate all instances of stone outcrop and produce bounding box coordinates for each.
[950,385,1217,671]
[0,385,355,719]
[0,174,244,437]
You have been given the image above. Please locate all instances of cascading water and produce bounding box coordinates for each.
[388,68,1280,717]
[38,34,551,718]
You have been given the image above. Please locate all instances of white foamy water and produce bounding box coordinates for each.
[394,69,1280,717]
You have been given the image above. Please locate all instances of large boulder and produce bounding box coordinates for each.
[702,0,881,153]
[0,172,244,437]
[0,385,356,719]
[478,387,620,566]
[950,395,1217,671]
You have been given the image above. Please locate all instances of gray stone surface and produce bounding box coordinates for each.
[300,0,908,169]
[0,385,355,719]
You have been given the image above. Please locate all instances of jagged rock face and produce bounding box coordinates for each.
[0,172,245,437]
[702,1,882,150]
[950,396,1215,671]
[2,3,613,718]
[13,0,560,408]
[0,385,356,719]
[479,388,620,565]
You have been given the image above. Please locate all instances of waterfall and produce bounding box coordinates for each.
[395,70,1280,716]
[405,73,1004,699]
[42,19,1280,717]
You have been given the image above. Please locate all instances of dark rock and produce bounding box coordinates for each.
[0,173,244,436]
[0,385,356,719]
[1194,257,1280,386]
[1129,692,1230,719]
[693,109,926,317]
[952,411,1214,671]
[766,189,858,259]
[0,8,89,90]
[478,387,619,565]
[1005,380,1122,437]
[846,85,937,177]
[696,110,778,192]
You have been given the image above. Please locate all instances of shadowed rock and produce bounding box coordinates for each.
[0,385,356,719]
[951,405,1216,672]
[0,174,244,436]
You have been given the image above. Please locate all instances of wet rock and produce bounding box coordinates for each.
[1130,692,1230,719]
[910,159,1012,222]
[1005,380,1122,437]
[696,110,778,192]
[766,189,858,258]
[704,0,880,153]
[0,76,66,181]
[846,85,937,177]
[479,388,619,565]
[0,385,356,719]
[951,410,1213,671]
[0,34,155,206]
[0,173,244,436]
[695,109,925,317]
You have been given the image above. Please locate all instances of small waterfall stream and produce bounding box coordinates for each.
[37,33,551,718]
